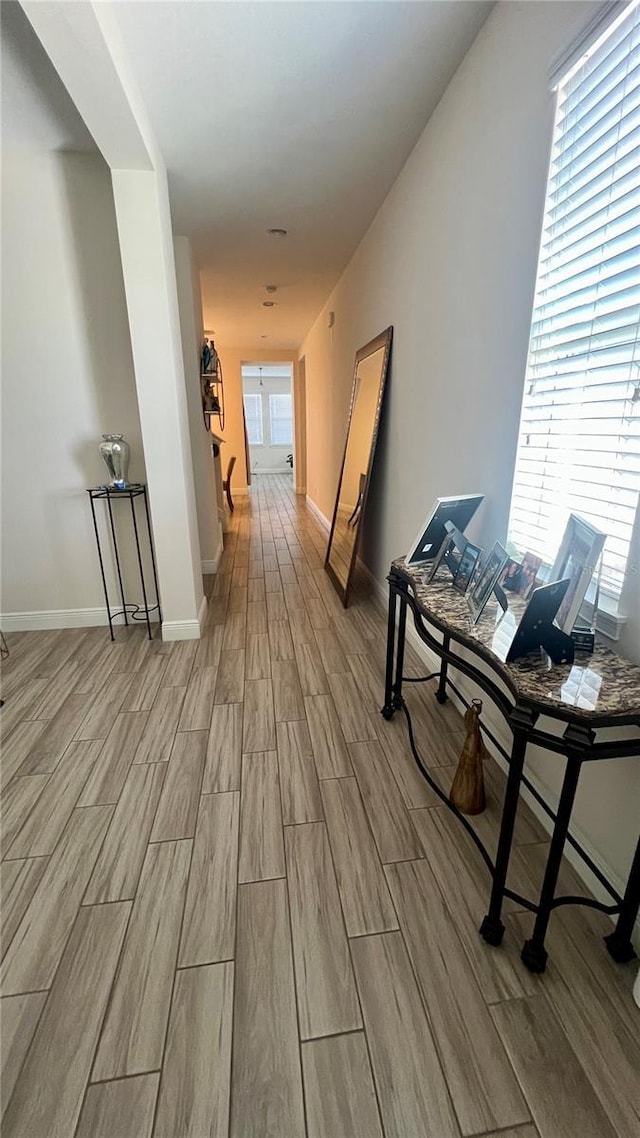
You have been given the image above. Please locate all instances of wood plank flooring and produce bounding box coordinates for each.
[1,473,637,1138]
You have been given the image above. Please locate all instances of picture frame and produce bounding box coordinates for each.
[453,542,481,594]
[405,494,484,566]
[467,541,509,624]
[517,552,543,599]
[505,578,573,664]
[548,514,606,633]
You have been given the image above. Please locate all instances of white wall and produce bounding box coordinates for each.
[242,367,293,474]
[300,1,639,905]
[1,144,147,626]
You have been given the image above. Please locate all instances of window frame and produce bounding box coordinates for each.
[268,392,293,447]
[243,392,264,446]
[506,0,640,630]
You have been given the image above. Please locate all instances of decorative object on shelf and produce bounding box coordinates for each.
[453,541,481,594]
[406,493,484,567]
[570,625,596,654]
[449,699,488,815]
[325,326,393,607]
[549,514,606,633]
[201,332,225,430]
[99,434,130,489]
[467,541,509,624]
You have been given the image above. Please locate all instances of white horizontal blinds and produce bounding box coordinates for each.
[243,393,263,445]
[269,393,293,445]
[509,0,640,600]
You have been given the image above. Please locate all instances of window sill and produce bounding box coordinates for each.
[582,595,628,642]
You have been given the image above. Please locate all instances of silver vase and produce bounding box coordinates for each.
[99,434,130,488]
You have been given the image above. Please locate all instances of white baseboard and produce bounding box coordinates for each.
[201,558,220,574]
[161,620,201,641]
[161,594,207,642]
[0,607,159,632]
[305,494,331,532]
[359,559,638,947]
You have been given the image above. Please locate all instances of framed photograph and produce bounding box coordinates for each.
[467,541,509,624]
[405,494,484,566]
[453,542,481,594]
[499,558,523,593]
[516,551,543,599]
[548,514,606,633]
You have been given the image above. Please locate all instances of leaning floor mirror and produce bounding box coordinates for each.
[325,326,393,606]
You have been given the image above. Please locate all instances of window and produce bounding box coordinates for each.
[508,1,640,605]
[269,393,293,446]
[243,393,263,445]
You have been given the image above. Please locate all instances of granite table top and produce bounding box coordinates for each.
[390,558,640,726]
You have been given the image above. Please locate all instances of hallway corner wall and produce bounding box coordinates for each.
[174,236,223,573]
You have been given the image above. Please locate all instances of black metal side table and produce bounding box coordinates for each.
[87,484,162,640]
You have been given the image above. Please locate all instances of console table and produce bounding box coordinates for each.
[383,558,640,973]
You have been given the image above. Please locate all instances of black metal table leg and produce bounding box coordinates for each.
[130,494,152,640]
[480,706,536,946]
[381,582,397,720]
[604,834,640,963]
[106,493,128,626]
[521,732,588,972]
[436,634,449,703]
[89,494,115,641]
[142,486,162,624]
[392,597,407,711]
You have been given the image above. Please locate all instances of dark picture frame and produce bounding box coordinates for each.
[405,493,484,566]
[467,541,509,624]
[453,542,481,594]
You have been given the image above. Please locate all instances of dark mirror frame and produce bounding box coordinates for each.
[325,326,393,606]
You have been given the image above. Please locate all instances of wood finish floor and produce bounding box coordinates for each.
[1,473,638,1138]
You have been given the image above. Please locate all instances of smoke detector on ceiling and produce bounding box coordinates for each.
[267,228,288,238]
[265,284,278,293]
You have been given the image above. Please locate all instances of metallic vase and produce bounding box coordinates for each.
[99,434,130,488]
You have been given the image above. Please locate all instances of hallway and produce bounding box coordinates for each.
[1,475,638,1138]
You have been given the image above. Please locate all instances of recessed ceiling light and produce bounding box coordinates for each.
[262,301,276,307]
[261,334,268,339]
[267,228,288,237]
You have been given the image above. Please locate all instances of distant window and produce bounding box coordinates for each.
[243,393,263,445]
[269,393,293,446]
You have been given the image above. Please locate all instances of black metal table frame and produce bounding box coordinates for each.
[88,485,162,641]
[382,567,640,973]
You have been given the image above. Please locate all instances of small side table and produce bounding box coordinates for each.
[87,484,162,640]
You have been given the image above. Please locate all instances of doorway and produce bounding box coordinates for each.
[241,362,294,479]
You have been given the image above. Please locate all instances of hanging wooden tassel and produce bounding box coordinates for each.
[449,698,488,815]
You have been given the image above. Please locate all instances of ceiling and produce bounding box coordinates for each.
[109,0,494,350]
[1,2,96,153]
